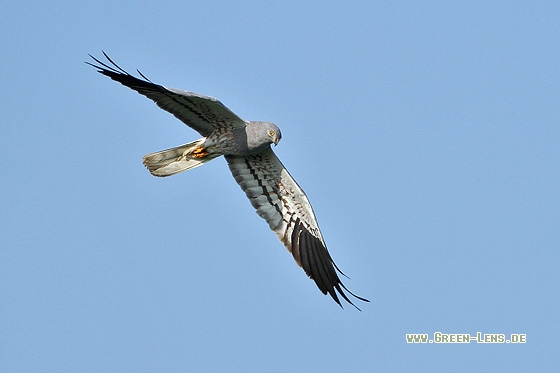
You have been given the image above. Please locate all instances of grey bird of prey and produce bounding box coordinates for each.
[88,52,368,309]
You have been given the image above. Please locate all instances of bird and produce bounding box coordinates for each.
[87,52,368,309]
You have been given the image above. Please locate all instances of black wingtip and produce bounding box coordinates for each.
[86,51,131,75]
[136,69,153,83]
[86,51,163,94]
[292,223,369,311]
[329,283,369,312]
[338,283,370,311]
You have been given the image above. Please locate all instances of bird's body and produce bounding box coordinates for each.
[143,121,281,176]
[88,53,368,309]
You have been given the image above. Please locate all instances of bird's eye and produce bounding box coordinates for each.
[269,130,275,137]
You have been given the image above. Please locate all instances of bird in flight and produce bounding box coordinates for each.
[88,52,368,309]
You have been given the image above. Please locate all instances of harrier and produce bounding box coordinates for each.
[88,53,368,309]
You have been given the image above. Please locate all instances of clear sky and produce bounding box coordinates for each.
[1,1,559,371]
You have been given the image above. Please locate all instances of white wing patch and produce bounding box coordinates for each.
[226,148,368,309]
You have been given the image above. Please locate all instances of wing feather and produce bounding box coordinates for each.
[225,148,369,309]
[87,52,246,136]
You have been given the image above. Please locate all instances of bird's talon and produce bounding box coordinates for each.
[193,146,210,158]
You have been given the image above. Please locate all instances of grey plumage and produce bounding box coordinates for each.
[88,52,368,309]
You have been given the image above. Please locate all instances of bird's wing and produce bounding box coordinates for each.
[87,52,246,137]
[225,148,369,309]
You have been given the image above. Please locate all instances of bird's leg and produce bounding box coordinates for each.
[192,146,210,158]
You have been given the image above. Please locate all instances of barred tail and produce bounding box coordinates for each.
[142,138,219,177]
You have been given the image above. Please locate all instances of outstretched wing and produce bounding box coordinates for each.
[226,148,369,309]
[87,52,246,136]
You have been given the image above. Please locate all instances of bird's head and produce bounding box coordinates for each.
[246,121,282,151]
[265,122,282,146]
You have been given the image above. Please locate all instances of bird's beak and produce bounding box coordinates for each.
[274,137,279,146]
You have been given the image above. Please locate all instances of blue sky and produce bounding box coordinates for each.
[1,1,559,371]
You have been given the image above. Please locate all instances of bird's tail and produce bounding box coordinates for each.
[142,138,219,177]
